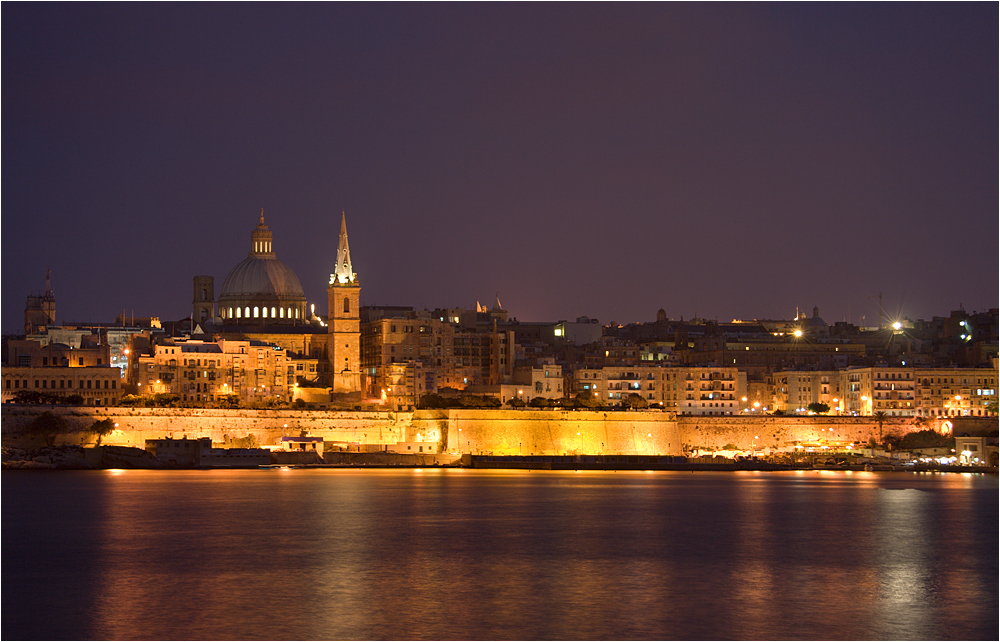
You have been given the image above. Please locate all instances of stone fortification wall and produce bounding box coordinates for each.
[677,415,924,452]
[1,405,409,450]
[3,405,958,455]
[411,409,682,456]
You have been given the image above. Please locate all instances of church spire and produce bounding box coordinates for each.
[331,211,356,285]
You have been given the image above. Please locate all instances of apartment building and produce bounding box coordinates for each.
[133,339,295,406]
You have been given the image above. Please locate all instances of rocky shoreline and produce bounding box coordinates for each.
[2,445,166,470]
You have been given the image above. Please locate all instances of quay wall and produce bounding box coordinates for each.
[3,405,986,454]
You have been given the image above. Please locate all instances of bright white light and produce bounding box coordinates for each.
[892,322,902,330]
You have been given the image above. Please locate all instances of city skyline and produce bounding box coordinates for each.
[3,4,997,333]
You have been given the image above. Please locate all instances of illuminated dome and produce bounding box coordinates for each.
[220,256,304,299]
[218,212,308,325]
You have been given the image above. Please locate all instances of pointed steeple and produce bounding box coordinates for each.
[331,211,357,285]
[493,293,503,311]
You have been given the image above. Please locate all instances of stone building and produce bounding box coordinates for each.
[772,370,842,414]
[2,339,121,405]
[841,366,917,416]
[133,338,304,406]
[24,269,56,335]
[573,365,745,415]
[360,307,517,407]
[913,366,998,418]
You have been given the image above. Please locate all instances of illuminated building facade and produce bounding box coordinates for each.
[2,338,121,405]
[841,366,917,416]
[914,366,999,418]
[133,339,299,405]
[772,370,842,414]
[574,365,745,414]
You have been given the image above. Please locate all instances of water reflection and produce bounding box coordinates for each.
[2,470,996,640]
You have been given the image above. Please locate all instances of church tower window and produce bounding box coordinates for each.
[271,307,276,318]
[262,307,268,318]
[344,297,350,314]
[254,306,259,318]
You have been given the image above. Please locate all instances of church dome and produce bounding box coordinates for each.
[220,256,304,299]
[217,212,308,325]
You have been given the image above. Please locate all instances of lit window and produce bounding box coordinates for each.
[254,307,259,318]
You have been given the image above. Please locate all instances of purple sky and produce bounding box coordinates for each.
[3,4,997,334]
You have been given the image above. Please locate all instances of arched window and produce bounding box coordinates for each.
[254,306,259,318]
[236,307,241,318]
[271,307,276,318]
[245,307,250,319]
[295,308,299,319]
[344,297,350,314]
[262,307,268,318]
[280,307,285,318]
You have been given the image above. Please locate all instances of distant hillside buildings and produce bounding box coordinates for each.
[3,209,997,420]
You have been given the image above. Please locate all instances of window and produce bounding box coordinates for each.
[254,306,259,318]
[344,297,350,314]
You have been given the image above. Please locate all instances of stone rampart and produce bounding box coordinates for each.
[412,409,682,456]
[2,405,966,456]
[676,415,924,453]
[1,405,409,449]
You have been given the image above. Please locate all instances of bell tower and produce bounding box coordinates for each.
[327,211,361,393]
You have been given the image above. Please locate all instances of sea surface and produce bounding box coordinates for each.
[3,468,997,641]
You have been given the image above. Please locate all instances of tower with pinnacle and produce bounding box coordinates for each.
[327,211,362,393]
[24,269,56,335]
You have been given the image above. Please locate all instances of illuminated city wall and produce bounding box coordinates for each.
[1,406,973,455]
[0,406,407,449]
[675,415,926,453]
[412,409,683,456]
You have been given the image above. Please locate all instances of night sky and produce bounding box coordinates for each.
[3,4,997,334]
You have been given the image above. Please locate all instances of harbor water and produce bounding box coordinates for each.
[3,469,997,640]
